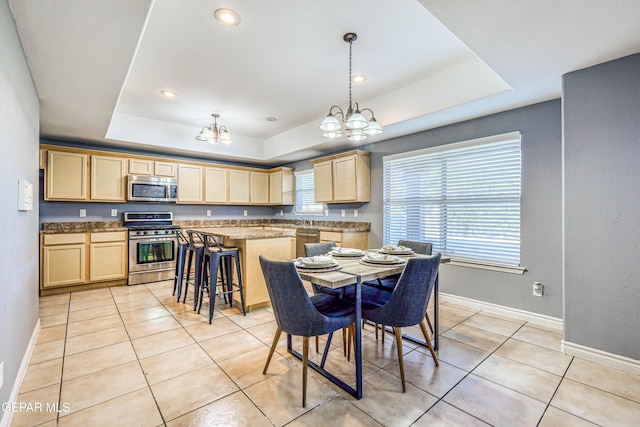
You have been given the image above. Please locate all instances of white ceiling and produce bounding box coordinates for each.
[9,0,640,165]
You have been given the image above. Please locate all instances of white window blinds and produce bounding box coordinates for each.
[295,170,324,214]
[383,132,522,266]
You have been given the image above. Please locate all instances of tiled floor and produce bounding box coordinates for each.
[12,281,640,426]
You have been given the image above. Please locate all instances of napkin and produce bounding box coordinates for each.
[335,247,362,254]
[382,245,407,252]
[296,256,333,265]
[365,253,395,261]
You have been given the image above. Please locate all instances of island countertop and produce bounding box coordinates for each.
[186,227,296,240]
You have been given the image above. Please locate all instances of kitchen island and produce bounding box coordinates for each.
[187,227,296,311]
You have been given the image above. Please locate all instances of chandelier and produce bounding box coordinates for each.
[320,33,383,142]
[195,113,232,144]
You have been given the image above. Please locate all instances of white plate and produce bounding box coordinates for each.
[295,257,337,268]
[330,248,363,256]
[363,254,403,264]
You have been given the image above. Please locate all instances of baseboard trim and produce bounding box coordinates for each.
[439,293,563,331]
[562,340,640,376]
[0,319,41,427]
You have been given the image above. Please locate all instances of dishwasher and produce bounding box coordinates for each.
[295,228,320,257]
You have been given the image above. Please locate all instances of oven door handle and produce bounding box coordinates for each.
[129,236,177,242]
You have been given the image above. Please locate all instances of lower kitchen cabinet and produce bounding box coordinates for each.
[89,232,127,281]
[319,231,369,249]
[41,233,86,288]
[41,230,127,293]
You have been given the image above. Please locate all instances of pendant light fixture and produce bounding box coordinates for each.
[320,33,383,141]
[195,113,232,144]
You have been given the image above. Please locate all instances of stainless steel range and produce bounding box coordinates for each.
[124,212,180,285]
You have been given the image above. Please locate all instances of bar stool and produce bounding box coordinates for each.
[172,230,190,302]
[196,232,246,323]
[183,230,205,310]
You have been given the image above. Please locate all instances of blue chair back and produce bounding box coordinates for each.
[304,241,337,257]
[259,255,347,336]
[364,254,441,328]
[397,240,432,255]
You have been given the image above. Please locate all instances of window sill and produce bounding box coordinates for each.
[444,258,526,275]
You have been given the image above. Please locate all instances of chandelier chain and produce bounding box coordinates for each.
[348,39,353,110]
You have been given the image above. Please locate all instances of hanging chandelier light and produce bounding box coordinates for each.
[320,33,383,142]
[195,113,232,144]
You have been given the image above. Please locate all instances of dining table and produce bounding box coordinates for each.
[293,250,445,400]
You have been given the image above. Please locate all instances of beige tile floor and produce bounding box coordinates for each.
[11,281,640,426]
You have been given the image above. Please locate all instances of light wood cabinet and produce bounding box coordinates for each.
[91,155,127,201]
[205,167,229,203]
[129,159,153,175]
[229,170,250,204]
[46,151,88,200]
[39,149,45,169]
[41,233,86,288]
[319,230,369,249]
[251,172,269,204]
[269,168,294,205]
[154,161,178,177]
[89,231,126,281]
[311,150,370,203]
[41,231,127,292]
[178,164,204,203]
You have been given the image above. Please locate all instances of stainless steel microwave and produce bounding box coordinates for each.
[127,175,178,202]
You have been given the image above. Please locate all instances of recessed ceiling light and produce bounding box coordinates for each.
[265,117,277,122]
[160,89,176,98]
[352,74,367,83]
[214,8,240,26]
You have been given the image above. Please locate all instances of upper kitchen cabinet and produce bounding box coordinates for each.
[128,158,153,175]
[46,150,88,201]
[178,163,204,203]
[154,161,178,177]
[39,149,45,169]
[129,159,178,177]
[269,168,294,205]
[91,155,127,201]
[250,171,269,204]
[229,169,250,204]
[311,150,370,203]
[205,166,229,203]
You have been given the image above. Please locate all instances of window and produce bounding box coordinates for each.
[295,170,325,215]
[383,132,521,266]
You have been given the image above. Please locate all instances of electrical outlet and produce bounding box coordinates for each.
[533,282,544,297]
[280,210,284,216]
[341,210,346,218]
[79,209,86,218]
[206,210,211,217]
[110,209,117,217]
[243,210,248,217]
[354,209,358,218]
[324,209,329,217]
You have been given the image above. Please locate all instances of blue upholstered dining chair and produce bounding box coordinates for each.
[367,239,436,333]
[361,254,441,392]
[259,255,356,407]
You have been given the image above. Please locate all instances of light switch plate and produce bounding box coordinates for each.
[243,210,248,217]
[79,209,86,218]
[354,210,358,217]
[111,209,117,217]
[341,210,346,218]
[280,210,284,216]
[325,209,329,216]
[206,210,211,217]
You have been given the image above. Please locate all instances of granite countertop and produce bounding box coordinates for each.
[40,219,370,235]
[40,221,127,234]
[186,227,296,240]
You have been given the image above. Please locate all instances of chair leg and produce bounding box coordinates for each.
[425,312,434,334]
[263,327,282,374]
[394,327,406,392]
[315,336,319,353]
[419,320,439,366]
[375,323,379,340]
[382,325,385,345]
[342,328,347,357]
[302,336,309,408]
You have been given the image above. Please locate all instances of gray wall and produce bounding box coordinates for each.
[286,100,564,318]
[563,53,640,359]
[0,0,40,411]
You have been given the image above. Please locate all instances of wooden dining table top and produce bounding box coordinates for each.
[296,251,446,289]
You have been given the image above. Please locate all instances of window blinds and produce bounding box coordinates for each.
[295,170,324,214]
[383,132,522,265]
